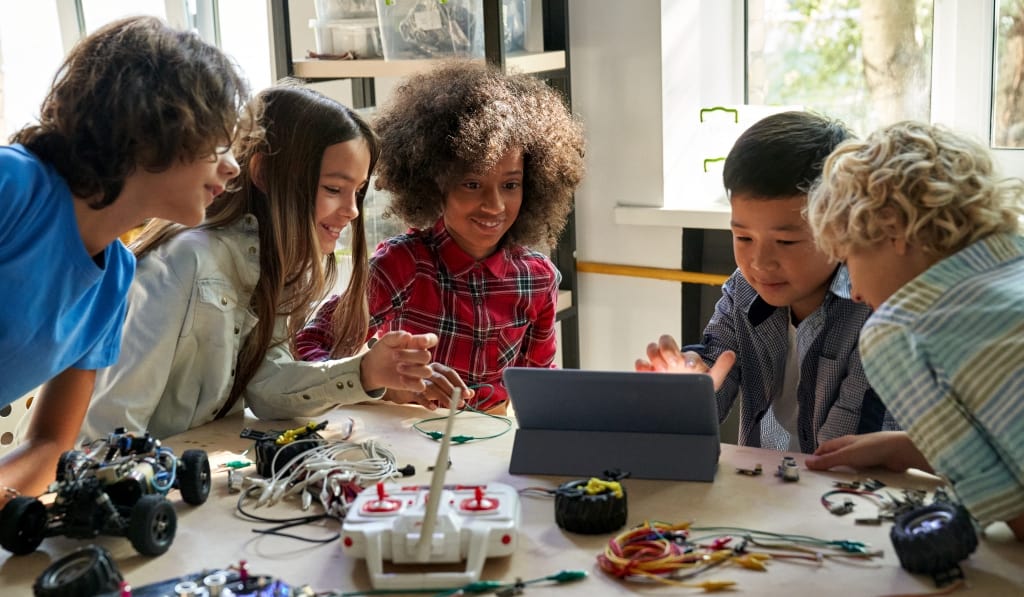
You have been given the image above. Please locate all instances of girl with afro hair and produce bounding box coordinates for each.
[297,60,586,413]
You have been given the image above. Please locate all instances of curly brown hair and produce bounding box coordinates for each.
[373,60,585,248]
[11,16,250,209]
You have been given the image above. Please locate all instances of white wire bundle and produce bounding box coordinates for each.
[244,438,400,518]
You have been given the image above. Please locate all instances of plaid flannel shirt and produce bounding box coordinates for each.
[296,219,559,410]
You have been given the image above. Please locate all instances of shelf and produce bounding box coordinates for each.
[613,204,731,231]
[292,50,566,79]
[556,289,572,314]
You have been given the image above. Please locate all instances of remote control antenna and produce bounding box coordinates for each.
[416,389,461,561]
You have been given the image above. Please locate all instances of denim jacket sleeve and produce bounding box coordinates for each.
[82,243,199,442]
[243,318,384,421]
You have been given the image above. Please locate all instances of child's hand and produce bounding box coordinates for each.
[805,431,932,473]
[634,335,736,391]
[380,364,473,410]
[360,331,438,393]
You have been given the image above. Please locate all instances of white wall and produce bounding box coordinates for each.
[570,1,742,371]
[570,1,678,371]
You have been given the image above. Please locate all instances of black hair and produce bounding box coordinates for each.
[723,111,852,198]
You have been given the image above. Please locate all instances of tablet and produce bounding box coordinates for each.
[504,368,720,481]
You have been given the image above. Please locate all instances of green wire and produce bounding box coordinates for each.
[688,525,868,553]
[332,570,587,597]
[411,385,512,444]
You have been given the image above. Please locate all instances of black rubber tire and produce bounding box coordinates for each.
[177,450,211,505]
[128,494,177,556]
[32,545,123,597]
[554,479,628,535]
[890,502,978,574]
[0,496,47,555]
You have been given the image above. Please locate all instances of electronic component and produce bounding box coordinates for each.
[32,546,307,597]
[736,464,763,476]
[240,421,327,477]
[776,456,799,482]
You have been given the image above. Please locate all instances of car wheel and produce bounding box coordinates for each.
[128,495,177,556]
[32,545,123,597]
[890,502,978,576]
[0,496,47,555]
[177,450,211,505]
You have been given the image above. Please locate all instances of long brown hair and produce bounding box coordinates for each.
[133,84,379,406]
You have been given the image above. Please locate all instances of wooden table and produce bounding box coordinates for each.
[1,403,1021,595]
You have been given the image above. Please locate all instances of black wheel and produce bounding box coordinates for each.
[554,479,628,535]
[32,545,123,597]
[0,496,47,555]
[128,494,177,556]
[890,502,978,575]
[55,450,88,482]
[177,450,211,505]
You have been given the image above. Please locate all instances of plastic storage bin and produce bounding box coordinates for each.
[375,0,527,60]
[310,18,383,58]
[316,0,378,20]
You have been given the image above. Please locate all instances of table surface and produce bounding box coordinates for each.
[1,403,1021,596]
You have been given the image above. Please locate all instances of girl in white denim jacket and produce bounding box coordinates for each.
[82,86,468,441]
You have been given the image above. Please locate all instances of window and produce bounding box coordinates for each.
[80,0,170,33]
[747,0,934,137]
[215,0,273,93]
[993,0,1024,148]
[0,0,271,144]
[0,3,65,143]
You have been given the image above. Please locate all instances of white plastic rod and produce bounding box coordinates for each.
[415,388,461,561]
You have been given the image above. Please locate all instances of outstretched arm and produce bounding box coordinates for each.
[247,330,442,420]
[0,368,95,503]
[805,431,933,473]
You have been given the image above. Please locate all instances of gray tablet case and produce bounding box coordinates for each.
[504,368,720,482]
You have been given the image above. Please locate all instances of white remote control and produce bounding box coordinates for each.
[341,481,520,589]
[341,390,520,590]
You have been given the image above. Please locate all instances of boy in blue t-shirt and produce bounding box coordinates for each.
[0,16,250,502]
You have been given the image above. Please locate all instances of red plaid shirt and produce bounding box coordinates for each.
[296,219,559,410]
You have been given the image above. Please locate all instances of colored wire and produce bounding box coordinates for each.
[233,438,402,542]
[820,488,886,515]
[235,484,340,544]
[597,521,884,591]
[597,521,741,591]
[318,569,587,596]
[412,387,512,444]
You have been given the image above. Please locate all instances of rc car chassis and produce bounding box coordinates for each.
[0,428,211,557]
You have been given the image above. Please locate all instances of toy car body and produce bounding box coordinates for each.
[0,428,210,556]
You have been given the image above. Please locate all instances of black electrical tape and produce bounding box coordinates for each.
[554,478,628,535]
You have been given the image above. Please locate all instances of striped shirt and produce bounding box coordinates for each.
[860,232,1024,527]
[296,219,560,410]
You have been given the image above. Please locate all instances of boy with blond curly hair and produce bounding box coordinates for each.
[805,120,1024,541]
